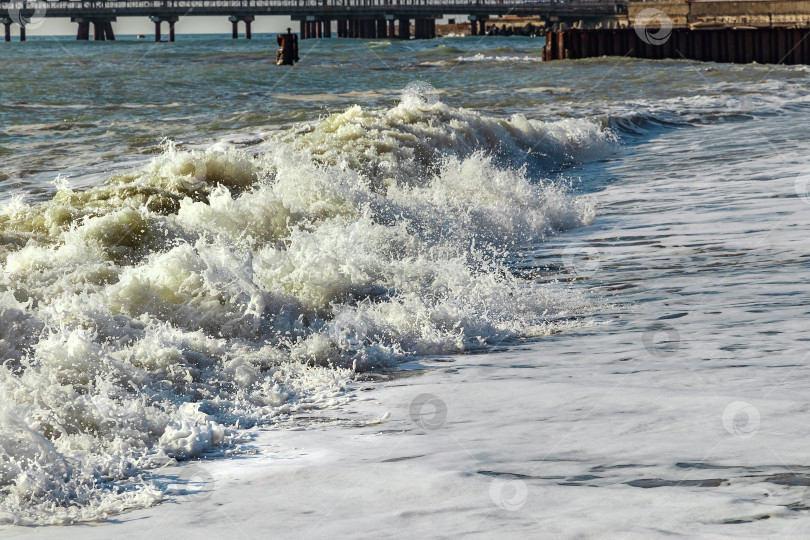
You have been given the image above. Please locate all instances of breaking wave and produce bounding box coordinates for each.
[0,88,616,523]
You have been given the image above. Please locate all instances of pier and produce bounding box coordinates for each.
[0,0,623,41]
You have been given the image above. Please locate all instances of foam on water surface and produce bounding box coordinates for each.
[0,91,614,523]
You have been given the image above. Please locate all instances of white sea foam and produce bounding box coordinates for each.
[0,90,615,523]
[455,53,544,63]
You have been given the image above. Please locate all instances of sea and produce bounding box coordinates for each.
[1,33,810,537]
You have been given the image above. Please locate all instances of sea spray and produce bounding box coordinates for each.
[0,92,615,523]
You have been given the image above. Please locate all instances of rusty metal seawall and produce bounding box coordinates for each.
[543,27,810,65]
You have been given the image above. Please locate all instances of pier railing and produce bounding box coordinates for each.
[1,0,624,17]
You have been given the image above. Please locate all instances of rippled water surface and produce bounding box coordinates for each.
[2,33,810,534]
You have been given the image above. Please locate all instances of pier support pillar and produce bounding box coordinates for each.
[93,21,105,41]
[72,16,116,41]
[398,18,409,40]
[19,26,24,42]
[76,21,89,40]
[151,16,177,42]
[324,19,331,38]
[388,19,396,38]
[2,18,12,42]
[227,15,254,39]
[300,20,306,39]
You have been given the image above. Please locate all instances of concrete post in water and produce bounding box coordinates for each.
[19,25,24,42]
[168,20,175,42]
[300,20,306,39]
[153,19,161,41]
[324,20,331,38]
[105,21,115,41]
[229,16,239,39]
[245,18,252,40]
[388,19,396,38]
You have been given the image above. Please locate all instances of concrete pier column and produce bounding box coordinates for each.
[300,20,306,39]
[76,21,89,40]
[317,21,323,39]
[470,18,477,36]
[324,20,331,38]
[479,20,486,35]
[398,18,409,40]
[230,18,238,39]
[104,21,115,41]
[151,16,177,42]
[2,18,11,43]
[414,19,425,39]
[388,19,396,38]
[19,26,25,41]
[245,20,252,39]
[376,19,385,39]
[93,21,105,41]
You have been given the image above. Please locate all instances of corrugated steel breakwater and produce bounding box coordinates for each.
[542,26,810,64]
